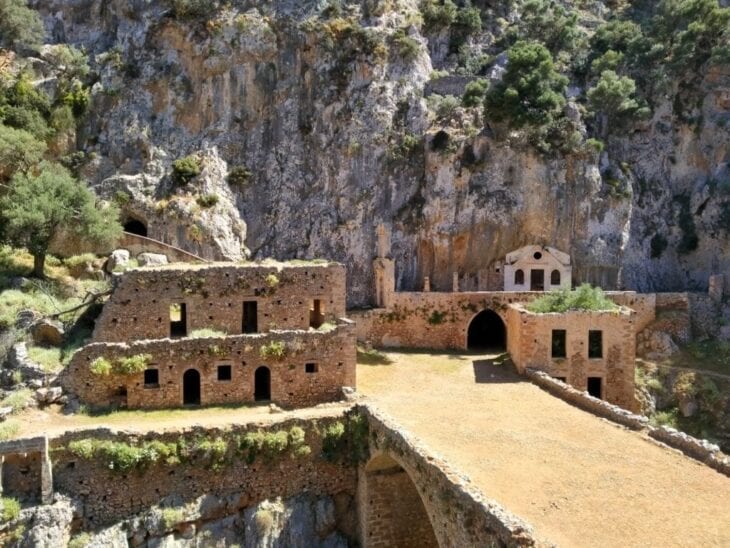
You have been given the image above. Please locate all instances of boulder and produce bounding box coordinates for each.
[31,319,65,347]
[35,386,64,405]
[0,406,13,421]
[138,253,169,267]
[107,249,131,273]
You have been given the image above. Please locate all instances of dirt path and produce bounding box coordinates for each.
[10,402,352,438]
[358,351,730,548]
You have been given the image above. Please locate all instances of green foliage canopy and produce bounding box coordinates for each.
[484,41,568,128]
[0,0,44,51]
[0,162,122,276]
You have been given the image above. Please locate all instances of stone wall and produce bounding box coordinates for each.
[353,290,653,352]
[62,322,356,409]
[93,262,347,343]
[507,305,637,410]
[0,437,52,504]
[50,414,358,527]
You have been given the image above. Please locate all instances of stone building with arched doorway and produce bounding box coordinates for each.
[61,261,356,410]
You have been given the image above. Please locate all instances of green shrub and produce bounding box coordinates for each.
[0,0,44,50]
[67,533,92,548]
[585,138,605,152]
[421,0,457,32]
[170,0,211,19]
[265,273,279,289]
[511,0,582,55]
[89,357,113,375]
[259,341,287,359]
[1,497,20,522]
[484,41,567,129]
[462,78,488,107]
[450,5,481,51]
[196,194,219,208]
[194,437,228,470]
[526,284,618,313]
[428,94,460,122]
[227,165,252,186]
[587,70,641,127]
[68,439,96,459]
[161,507,186,530]
[393,29,420,61]
[321,421,345,461]
[115,354,152,375]
[321,413,369,463]
[171,155,201,185]
[61,81,90,118]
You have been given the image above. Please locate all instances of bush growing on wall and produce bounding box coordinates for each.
[526,284,618,313]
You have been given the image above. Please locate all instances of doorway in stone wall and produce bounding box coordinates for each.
[183,369,201,405]
[467,310,506,351]
[254,366,271,401]
[530,269,545,291]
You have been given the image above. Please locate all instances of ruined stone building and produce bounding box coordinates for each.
[62,262,356,409]
[356,231,641,409]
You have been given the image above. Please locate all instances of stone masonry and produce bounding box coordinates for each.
[63,261,355,409]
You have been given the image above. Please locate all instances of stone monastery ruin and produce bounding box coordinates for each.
[61,262,356,409]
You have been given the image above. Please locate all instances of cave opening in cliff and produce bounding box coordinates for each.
[123,218,148,237]
[467,310,506,351]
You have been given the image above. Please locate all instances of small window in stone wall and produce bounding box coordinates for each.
[514,269,524,285]
[217,365,232,381]
[144,368,159,388]
[305,363,318,373]
[550,269,561,285]
[555,376,567,383]
[551,330,566,358]
[588,330,603,359]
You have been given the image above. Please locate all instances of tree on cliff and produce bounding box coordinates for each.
[0,162,122,277]
[0,0,44,51]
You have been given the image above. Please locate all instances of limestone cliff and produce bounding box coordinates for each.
[28,0,730,306]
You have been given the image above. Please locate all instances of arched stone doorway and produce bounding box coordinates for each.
[467,309,506,351]
[123,218,148,237]
[361,453,438,547]
[254,366,270,401]
[182,369,201,405]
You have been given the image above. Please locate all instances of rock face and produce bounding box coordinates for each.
[18,493,356,548]
[30,0,730,306]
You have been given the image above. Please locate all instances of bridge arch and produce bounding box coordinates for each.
[361,451,439,547]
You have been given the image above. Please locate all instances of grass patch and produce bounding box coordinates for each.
[526,284,618,314]
[161,507,186,530]
[26,345,63,373]
[67,533,92,548]
[260,341,287,360]
[0,422,20,441]
[0,389,32,413]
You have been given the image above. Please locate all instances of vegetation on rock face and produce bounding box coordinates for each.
[90,354,153,376]
[0,0,44,50]
[321,412,369,464]
[171,155,202,186]
[0,497,20,522]
[260,341,287,359]
[526,284,618,314]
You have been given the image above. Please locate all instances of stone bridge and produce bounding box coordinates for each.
[359,406,537,547]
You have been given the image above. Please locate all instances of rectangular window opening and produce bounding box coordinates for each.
[305,362,318,373]
[170,303,187,338]
[551,329,566,358]
[555,376,567,383]
[587,377,603,399]
[144,368,159,388]
[217,365,232,381]
[242,301,258,333]
[309,299,324,329]
[588,330,603,359]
